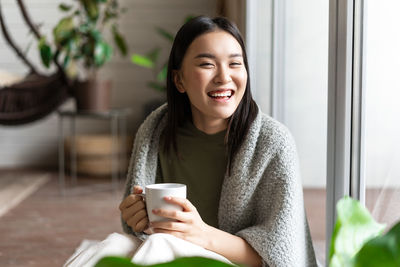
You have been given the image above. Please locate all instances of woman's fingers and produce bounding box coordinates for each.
[164,196,196,212]
[152,208,190,222]
[150,221,185,232]
[119,192,143,211]
[121,200,146,221]
[149,197,196,222]
[135,216,149,232]
[127,209,148,231]
[119,185,148,232]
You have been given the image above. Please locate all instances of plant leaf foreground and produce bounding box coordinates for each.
[94,256,239,267]
[329,196,400,267]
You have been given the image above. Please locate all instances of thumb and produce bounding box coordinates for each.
[133,185,143,194]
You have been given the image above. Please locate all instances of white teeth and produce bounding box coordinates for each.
[210,91,232,97]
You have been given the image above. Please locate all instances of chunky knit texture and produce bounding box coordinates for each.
[122,104,317,267]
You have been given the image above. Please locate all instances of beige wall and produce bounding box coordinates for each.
[0,0,217,168]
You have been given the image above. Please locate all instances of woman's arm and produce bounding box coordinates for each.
[149,196,262,267]
[205,225,262,267]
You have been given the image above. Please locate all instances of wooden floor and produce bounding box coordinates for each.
[303,188,326,264]
[0,169,326,266]
[0,169,125,267]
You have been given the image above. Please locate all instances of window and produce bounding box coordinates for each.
[364,0,400,230]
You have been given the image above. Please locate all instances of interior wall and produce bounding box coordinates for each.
[0,0,217,168]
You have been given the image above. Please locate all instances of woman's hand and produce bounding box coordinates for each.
[150,197,262,267]
[149,197,212,249]
[119,185,149,232]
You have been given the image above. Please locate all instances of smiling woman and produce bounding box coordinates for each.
[66,16,318,267]
[121,16,317,267]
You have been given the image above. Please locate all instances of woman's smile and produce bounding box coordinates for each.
[207,89,235,102]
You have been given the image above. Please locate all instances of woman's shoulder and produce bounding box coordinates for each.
[252,110,296,152]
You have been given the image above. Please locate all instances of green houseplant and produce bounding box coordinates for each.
[39,0,128,111]
[329,196,400,267]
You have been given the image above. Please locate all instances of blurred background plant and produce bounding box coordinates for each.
[38,0,128,81]
[130,15,194,93]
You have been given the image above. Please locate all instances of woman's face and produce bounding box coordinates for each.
[174,30,247,133]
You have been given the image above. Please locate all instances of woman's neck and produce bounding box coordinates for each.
[191,115,228,135]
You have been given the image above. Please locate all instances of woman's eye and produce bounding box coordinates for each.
[230,62,242,66]
[199,62,214,67]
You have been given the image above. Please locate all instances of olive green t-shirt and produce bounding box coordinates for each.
[157,121,227,228]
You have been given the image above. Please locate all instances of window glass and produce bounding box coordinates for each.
[283,0,329,263]
[364,0,400,228]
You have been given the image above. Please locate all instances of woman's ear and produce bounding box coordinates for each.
[173,70,185,93]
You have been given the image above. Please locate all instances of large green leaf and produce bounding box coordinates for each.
[354,221,400,267]
[95,256,136,267]
[53,17,75,45]
[153,257,234,267]
[329,196,386,267]
[112,26,128,56]
[38,37,53,68]
[131,54,154,68]
[94,256,234,267]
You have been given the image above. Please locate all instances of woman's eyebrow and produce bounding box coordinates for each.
[194,53,215,59]
[229,53,243,58]
[194,53,243,59]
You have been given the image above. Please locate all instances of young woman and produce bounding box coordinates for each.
[120,16,317,267]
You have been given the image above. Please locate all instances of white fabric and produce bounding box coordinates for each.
[63,233,140,267]
[132,233,232,265]
[64,233,232,267]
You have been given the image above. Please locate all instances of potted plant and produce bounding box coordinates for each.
[39,0,128,111]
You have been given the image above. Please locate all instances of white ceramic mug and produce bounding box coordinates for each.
[140,183,187,222]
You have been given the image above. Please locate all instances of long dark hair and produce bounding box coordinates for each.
[164,16,258,174]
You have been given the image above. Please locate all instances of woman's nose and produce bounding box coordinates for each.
[213,66,232,84]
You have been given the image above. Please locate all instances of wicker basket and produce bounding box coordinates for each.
[64,134,133,176]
